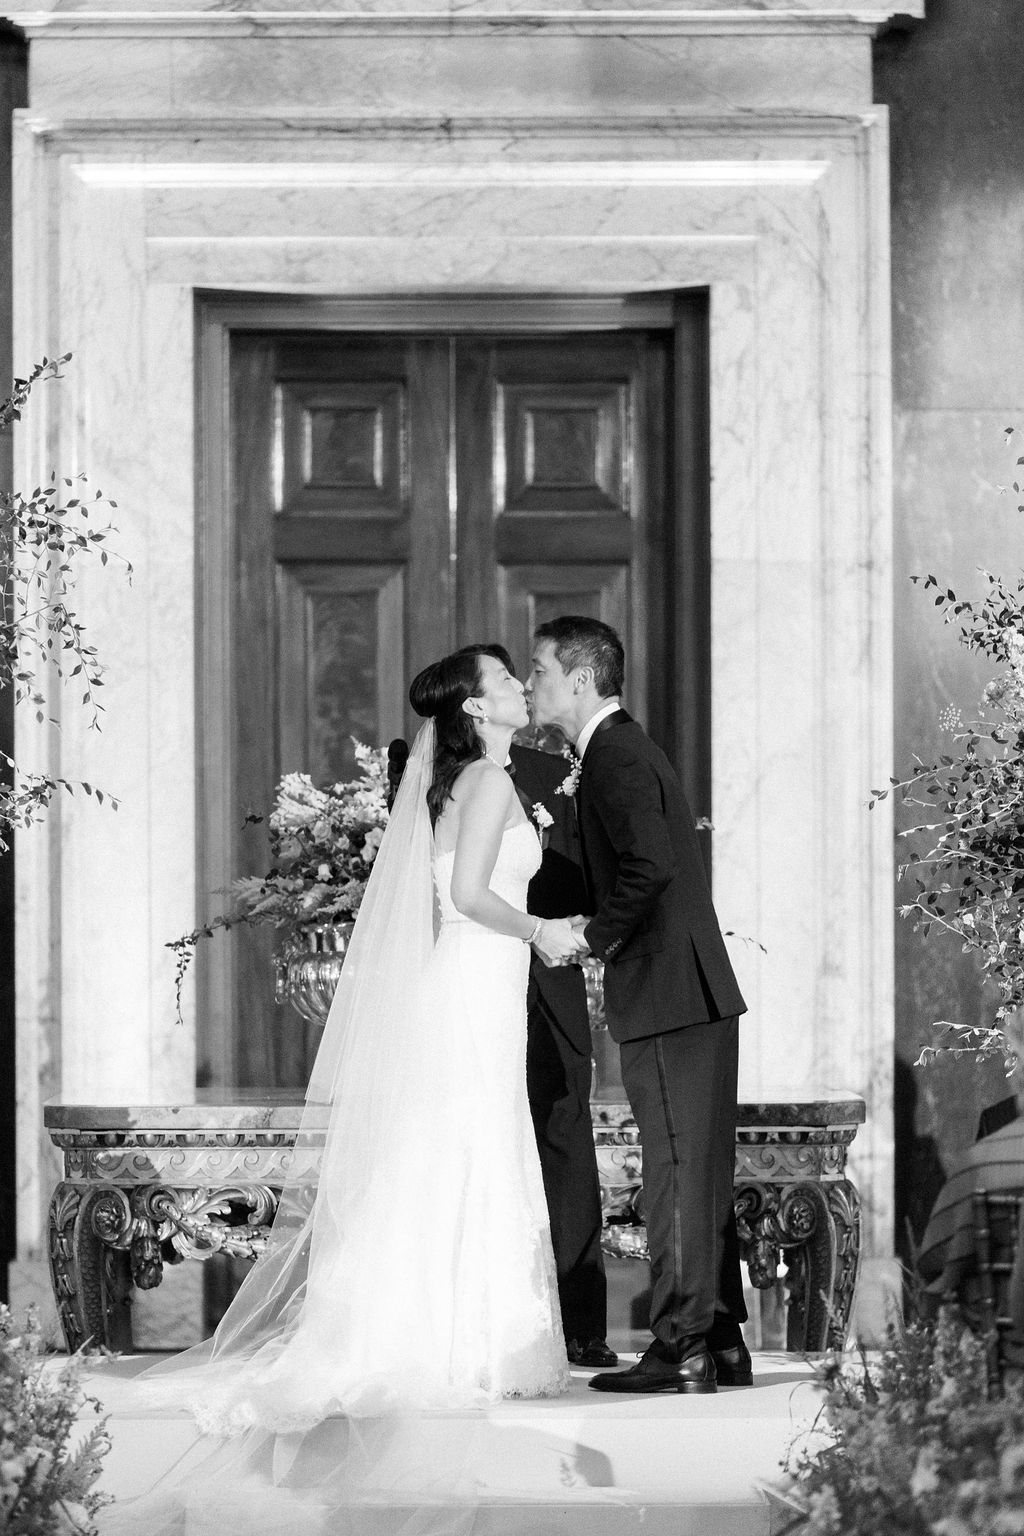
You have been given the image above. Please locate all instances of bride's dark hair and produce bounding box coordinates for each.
[410,644,510,826]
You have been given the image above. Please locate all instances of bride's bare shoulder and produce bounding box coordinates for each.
[450,757,511,805]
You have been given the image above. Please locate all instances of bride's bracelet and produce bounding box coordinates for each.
[526,918,543,945]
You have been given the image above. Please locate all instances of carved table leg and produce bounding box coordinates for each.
[48,1183,134,1352]
[785,1182,862,1351]
[735,1179,862,1352]
[824,1181,861,1350]
[780,1185,836,1351]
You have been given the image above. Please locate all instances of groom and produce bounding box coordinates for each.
[526,616,749,1395]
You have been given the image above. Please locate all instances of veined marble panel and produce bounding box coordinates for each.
[24,33,875,120]
[13,108,895,1282]
[139,177,830,242]
[14,0,925,20]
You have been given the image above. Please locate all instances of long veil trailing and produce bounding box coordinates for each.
[144,718,448,1423]
[98,720,497,1534]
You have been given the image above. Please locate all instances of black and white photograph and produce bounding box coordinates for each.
[1,1,1023,1530]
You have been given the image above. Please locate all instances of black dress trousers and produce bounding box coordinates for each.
[525,976,607,1343]
[618,1015,745,1346]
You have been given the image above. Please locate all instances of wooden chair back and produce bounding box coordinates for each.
[972,1187,1024,1394]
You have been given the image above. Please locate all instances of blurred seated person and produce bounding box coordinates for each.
[918,1044,1024,1350]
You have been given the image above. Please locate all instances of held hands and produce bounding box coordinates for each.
[532,916,591,968]
[569,916,591,959]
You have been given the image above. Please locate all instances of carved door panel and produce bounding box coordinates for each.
[212,321,690,1088]
[455,335,668,740]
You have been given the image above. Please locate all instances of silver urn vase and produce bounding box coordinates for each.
[275,922,355,1027]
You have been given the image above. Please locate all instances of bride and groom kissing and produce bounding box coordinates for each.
[419,615,750,1395]
[101,615,748,1532]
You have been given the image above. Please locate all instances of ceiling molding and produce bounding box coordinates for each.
[8,3,926,40]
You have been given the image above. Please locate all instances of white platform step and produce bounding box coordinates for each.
[75,1349,821,1536]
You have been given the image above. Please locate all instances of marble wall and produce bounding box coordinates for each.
[874,1,1024,1258]
[0,30,28,1302]
[8,0,917,1322]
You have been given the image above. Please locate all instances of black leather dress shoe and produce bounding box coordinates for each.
[704,1321,753,1386]
[588,1338,717,1394]
[566,1337,619,1368]
[709,1340,753,1387]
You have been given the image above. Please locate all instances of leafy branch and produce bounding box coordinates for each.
[167,914,240,1029]
[0,355,133,852]
[869,567,1024,1066]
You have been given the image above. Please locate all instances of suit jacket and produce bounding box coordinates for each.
[576,710,746,1044]
[509,743,592,1056]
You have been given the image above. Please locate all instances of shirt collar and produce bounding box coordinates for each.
[576,699,622,759]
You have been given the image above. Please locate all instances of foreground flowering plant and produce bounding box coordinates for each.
[168,742,389,1020]
[870,570,1024,1065]
[0,1305,111,1535]
[775,1310,1024,1536]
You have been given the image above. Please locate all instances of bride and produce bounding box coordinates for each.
[99,645,585,1532]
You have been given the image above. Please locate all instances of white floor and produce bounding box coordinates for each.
[68,1343,821,1536]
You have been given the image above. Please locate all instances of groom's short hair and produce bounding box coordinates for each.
[534,616,624,699]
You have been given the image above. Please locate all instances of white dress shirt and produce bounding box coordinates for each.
[576,699,622,759]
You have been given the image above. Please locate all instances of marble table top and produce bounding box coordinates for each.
[45,1090,865,1132]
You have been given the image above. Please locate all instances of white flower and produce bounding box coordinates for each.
[317,862,332,881]
[532,802,554,830]
[554,745,582,797]
[910,1444,940,1498]
[270,773,331,831]
[362,826,385,863]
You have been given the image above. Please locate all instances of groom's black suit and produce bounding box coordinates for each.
[576,709,747,1348]
[509,743,607,1344]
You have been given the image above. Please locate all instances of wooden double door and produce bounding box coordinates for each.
[201,300,710,1088]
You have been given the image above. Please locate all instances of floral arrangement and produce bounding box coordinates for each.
[0,1305,111,1534]
[774,1309,1024,1536]
[168,741,389,1020]
[233,744,389,927]
[870,569,1024,1066]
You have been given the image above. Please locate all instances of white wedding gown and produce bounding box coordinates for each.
[99,816,568,1534]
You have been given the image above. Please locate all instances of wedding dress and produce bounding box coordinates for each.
[97,724,569,1535]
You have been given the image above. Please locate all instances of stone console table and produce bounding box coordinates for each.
[46,1092,864,1356]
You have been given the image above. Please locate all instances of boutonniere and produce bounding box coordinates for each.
[531,802,553,849]
[554,745,582,798]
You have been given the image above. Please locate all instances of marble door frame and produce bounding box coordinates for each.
[11,109,897,1312]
